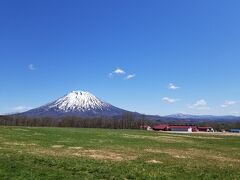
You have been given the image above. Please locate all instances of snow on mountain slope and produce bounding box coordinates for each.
[48,91,111,112]
[22,91,127,117]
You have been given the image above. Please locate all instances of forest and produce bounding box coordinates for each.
[0,113,239,131]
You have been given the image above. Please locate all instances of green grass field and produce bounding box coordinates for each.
[0,126,239,179]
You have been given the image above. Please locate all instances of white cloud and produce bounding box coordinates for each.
[28,64,36,70]
[162,97,178,103]
[114,68,126,75]
[189,99,210,110]
[168,83,180,90]
[232,112,240,115]
[13,106,33,112]
[109,68,126,78]
[221,100,237,108]
[125,74,136,80]
[109,68,136,80]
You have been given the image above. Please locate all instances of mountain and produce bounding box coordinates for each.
[166,113,240,121]
[18,91,240,121]
[21,91,127,117]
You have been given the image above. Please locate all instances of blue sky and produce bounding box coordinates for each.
[1,0,240,115]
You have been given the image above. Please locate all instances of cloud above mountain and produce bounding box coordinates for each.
[125,74,136,80]
[114,68,126,75]
[109,68,136,80]
[13,105,33,112]
[189,99,210,110]
[162,97,178,103]
[221,100,237,108]
[168,83,180,90]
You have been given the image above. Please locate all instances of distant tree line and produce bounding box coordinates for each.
[0,113,154,129]
[0,114,239,130]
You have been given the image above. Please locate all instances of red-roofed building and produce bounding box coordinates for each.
[152,124,170,131]
[198,127,214,132]
[169,125,198,132]
[152,124,198,132]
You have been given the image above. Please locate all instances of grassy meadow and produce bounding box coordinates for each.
[0,126,239,179]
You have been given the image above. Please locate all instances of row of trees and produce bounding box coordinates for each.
[0,114,239,130]
[0,113,154,129]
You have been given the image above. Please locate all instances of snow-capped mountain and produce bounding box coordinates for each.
[22,91,127,117]
[19,91,240,120]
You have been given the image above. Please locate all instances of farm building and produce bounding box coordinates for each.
[228,129,240,133]
[152,124,198,132]
[198,126,214,132]
[169,125,198,132]
[152,124,170,131]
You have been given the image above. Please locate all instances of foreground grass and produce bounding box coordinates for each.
[0,126,239,179]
